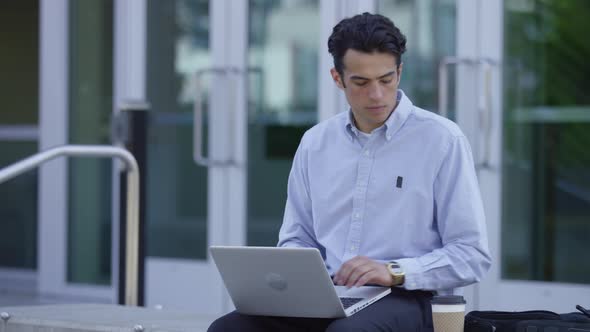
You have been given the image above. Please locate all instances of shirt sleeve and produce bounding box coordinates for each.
[277,134,322,250]
[395,135,492,291]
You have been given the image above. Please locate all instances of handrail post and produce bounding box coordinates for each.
[116,101,149,306]
[0,145,141,306]
[123,157,140,306]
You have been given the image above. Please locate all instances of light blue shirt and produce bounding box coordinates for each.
[278,90,491,294]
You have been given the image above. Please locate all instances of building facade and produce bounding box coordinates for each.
[1,0,589,316]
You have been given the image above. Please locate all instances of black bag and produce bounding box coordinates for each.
[465,305,590,332]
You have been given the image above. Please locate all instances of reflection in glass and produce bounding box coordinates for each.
[247,0,319,246]
[146,0,209,259]
[502,0,590,284]
[67,0,113,285]
[377,0,456,114]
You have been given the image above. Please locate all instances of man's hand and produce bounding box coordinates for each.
[333,256,393,288]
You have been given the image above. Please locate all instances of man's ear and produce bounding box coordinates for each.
[330,68,344,89]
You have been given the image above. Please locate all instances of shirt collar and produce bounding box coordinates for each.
[345,113,360,140]
[345,89,413,142]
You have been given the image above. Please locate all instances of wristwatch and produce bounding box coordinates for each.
[386,261,405,286]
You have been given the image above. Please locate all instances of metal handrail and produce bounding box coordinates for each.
[0,145,140,306]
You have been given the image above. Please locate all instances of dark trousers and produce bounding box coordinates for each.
[207,288,434,332]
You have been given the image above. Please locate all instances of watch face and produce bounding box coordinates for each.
[388,263,403,275]
[387,263,405,285]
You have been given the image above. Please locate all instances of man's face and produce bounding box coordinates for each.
[331,50,402,133]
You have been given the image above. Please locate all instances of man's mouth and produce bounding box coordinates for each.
[366,105,386,111]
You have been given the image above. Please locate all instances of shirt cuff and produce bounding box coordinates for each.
[393,257,422,290]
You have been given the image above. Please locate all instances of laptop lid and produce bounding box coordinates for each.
[210,246,390,318]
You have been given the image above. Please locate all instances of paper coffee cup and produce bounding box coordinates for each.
[431,295,466,332]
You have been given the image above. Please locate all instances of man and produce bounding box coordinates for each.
[208,12,491,332]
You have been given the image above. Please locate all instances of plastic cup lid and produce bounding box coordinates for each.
[430,295,466,305]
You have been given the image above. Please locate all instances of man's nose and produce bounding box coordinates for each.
[368,83,384,100]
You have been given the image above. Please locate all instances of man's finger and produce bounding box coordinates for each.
[334,263,351,285]
[344,263,373,288]
[355,270,377,287]
[339,259,373,286]
[334,259,358,284]
[344,262,371,287]
[334,256,372,285]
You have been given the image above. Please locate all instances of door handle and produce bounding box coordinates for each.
[438,57,484,119]
[477,61,495,171]
[193,67,262,168]
[438,57,499,171]
[193,67,240,167]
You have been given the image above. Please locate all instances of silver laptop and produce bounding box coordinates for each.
[209,246,391,318]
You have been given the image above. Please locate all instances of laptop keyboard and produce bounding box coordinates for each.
[340,297,364,309]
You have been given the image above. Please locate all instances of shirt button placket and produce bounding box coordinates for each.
[347,145,372,259]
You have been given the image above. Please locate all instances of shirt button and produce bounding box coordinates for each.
[364,150,370,156]
[350,245,357,251]
[354,213,360,219]
[386,135,392,140]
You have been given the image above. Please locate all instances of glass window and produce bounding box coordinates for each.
[67,0,114,285]
[0,0,39,270]
[145,0,210,259]
[0,142,38,269]
[247,0,319,246]
[502,0,590,284]
[0,0,38,125]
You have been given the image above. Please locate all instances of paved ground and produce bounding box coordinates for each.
[0,287,114,307]
[0,303,216,332]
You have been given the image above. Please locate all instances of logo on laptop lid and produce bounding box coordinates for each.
[265,273,288,291]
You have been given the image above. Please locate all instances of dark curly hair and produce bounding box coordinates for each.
[328,13,407,77]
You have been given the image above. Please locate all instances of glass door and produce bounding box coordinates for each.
[142,0,322,315]
[36,0,117,302]
[478,0,590,312]
[142,0,222,314]
[376,0,489,310]
[66,0,115,290]
[245,0,320,245]
[143,0,262,314]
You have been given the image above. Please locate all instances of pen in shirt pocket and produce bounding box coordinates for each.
[396,176,403,188]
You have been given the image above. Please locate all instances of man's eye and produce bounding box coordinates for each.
[381,79,393,84]
[354,81,368,86]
